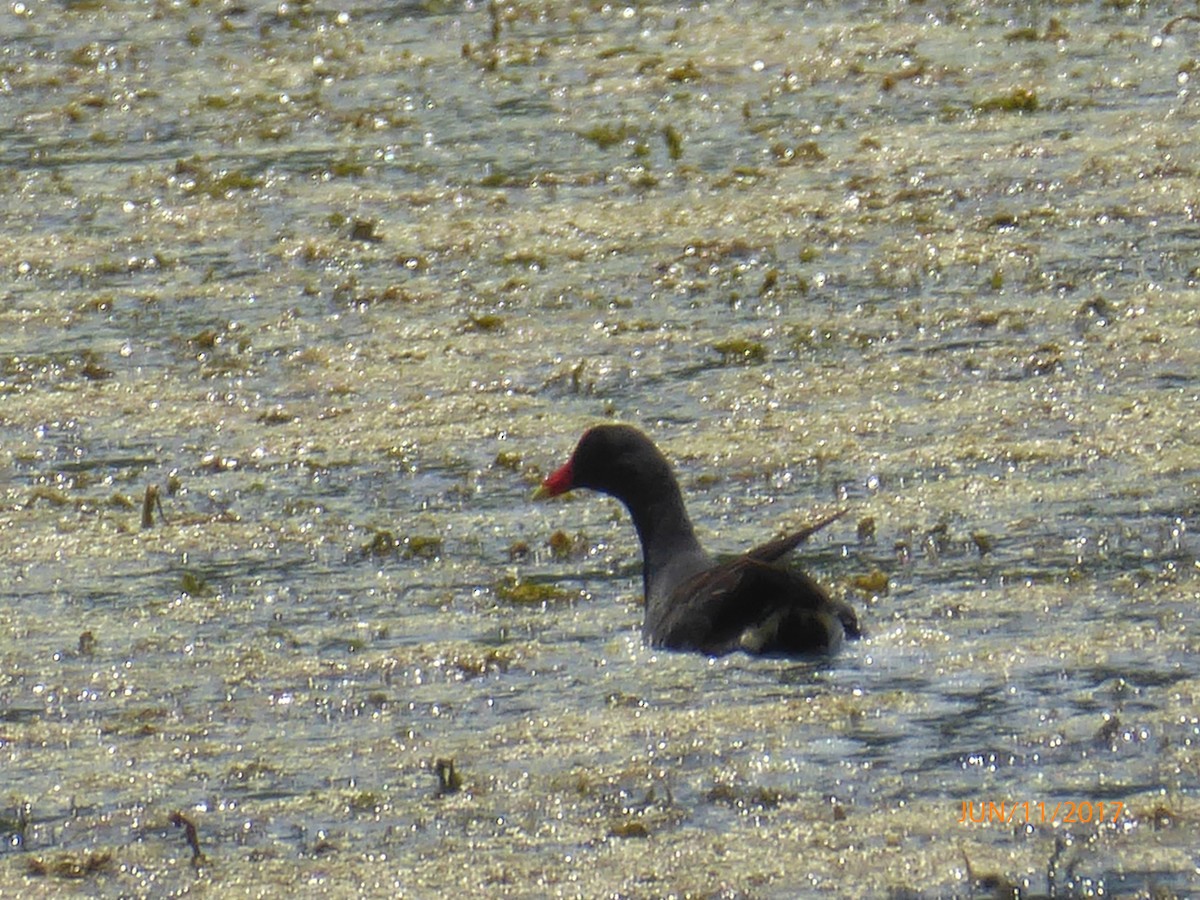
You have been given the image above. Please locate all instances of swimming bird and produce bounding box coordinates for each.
[533,424,859,656]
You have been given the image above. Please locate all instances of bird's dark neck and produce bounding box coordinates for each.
[623,484,710,607]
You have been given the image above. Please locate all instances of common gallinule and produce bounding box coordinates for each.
[533,424,860,656]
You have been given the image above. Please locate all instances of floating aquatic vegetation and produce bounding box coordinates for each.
[662,124,683,160]
[665,59,701,82]
[493,450,521,471]
[26,850,113,879]
[360,530,443,560]
[607,819,650,838]
[403,534,444,560]
[1003,18,1068,42]
[974,87,1039,114]
[77,630,97,656]
[856,517,876,542]
[579,121,634,150]
[850,569,889,596]
[327,157,368,179]
[970,531,994,555]
[348,218,384,243]
[25,485,72,508]
[463,313,505,332]
[711,338,767,365]
[171,157,264,199]
[543,528,606,562]
[436,646,516,680]
[705,781,791,811]
[494,575,575,605]
[108,492,136,512]
[880,61,926,91]
[758,268,778,295]
[769,140,826,165]
[1023,342,1063,377]
[256,406,297,425]
[179,569,212,597]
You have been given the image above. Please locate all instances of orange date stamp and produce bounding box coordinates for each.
[959,800,1124,825]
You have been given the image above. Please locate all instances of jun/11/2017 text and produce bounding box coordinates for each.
[959,800,1124,825]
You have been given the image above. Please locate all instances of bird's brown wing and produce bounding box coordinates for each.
[744,508,848,564]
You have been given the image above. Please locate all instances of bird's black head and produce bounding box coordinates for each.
[536,424,675,505]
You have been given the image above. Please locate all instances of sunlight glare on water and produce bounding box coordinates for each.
[2,0,1198,896]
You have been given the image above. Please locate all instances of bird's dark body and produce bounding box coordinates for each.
[536,425,860,657]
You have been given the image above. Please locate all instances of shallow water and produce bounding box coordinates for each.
[2,0,1199,896]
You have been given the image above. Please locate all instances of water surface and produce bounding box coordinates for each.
[2,0,1198,896]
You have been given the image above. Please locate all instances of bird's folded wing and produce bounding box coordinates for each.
[744,508,848,563]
